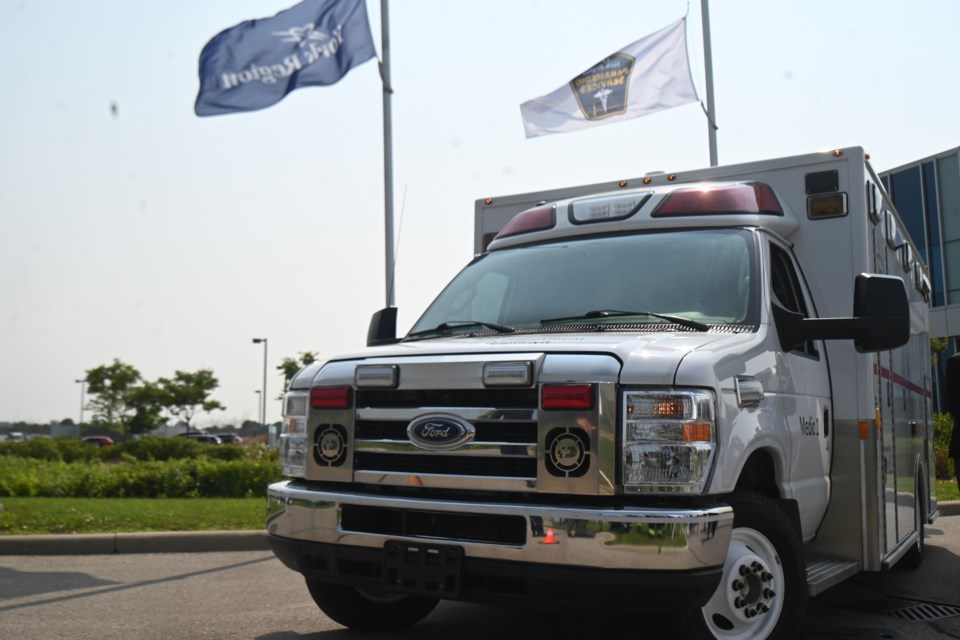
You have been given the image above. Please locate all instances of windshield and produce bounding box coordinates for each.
[408,229,759,336]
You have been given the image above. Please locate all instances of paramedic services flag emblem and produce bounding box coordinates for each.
[571,52,635,121]
[520,18,698,138]
[195,0,376,117]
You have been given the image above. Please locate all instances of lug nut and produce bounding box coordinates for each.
[762,571,773,581]
[739,565,750,576]
[734,597,745,609]
[763,588,776,599]
[732,579,744,591]
[745,608,755,618]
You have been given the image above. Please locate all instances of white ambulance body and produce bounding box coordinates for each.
[267,146,935,639]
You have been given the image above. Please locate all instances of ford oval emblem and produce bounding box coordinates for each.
[407,414,475,451]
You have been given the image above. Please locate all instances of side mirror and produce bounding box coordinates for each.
[771,273,909,354]
[367,307,398,346]
[851,273,909,352]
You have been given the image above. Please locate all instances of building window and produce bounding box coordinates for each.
[889,166,925,260]
[939,153,960,305]
[923,161,944,306]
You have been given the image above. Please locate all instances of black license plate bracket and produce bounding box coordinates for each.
[382,540,463,597]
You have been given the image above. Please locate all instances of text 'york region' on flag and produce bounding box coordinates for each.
[519,17,699,139]
[195,0,376,117]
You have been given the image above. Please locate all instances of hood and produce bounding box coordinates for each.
[294,331,762,388]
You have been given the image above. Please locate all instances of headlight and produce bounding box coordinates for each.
[622,389,716,494]
[280,391,309,478]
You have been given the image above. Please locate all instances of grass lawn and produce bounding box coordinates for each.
[0,497,266,535]
[938,480,959,503]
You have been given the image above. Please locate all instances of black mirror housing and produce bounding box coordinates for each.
[852,273,909,352]
[772,273,910,354]
[367,307,398,346]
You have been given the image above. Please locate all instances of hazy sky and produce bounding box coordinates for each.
[2,0,958,427]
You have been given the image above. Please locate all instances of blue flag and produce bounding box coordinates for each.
[195,0,376,116]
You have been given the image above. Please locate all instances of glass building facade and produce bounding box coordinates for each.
[880,145,960,412]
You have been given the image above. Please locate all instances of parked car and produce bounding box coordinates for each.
[215,434,242,444]
[6,431,26,442]
[82,435,115,447]
[177,433,222,445]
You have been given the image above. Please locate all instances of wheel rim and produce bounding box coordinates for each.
[701,526,785,640]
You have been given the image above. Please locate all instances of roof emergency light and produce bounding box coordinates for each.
[495,204,556,240]
[652,182,783,217]
[807,193,848,219]
[569,192,650,224]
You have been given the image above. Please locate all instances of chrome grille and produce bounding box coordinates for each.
[355,388,538,408]
[353,388,539,481]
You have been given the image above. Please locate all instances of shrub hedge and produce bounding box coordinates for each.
[0,436,275,462]
[2,416,955,496]
[0,437,282,498]
[934,412,956,480]
[0,457,282,498]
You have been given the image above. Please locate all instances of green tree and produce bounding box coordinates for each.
[931,337,949,413]
[158,369,225,433]
[127,383,167,435]
[277,352,317,397]
[932,337,948,366]
[85,359,144,436]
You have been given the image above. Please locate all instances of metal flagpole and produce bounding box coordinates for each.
[700,0,718,166]
[380,0,396,307]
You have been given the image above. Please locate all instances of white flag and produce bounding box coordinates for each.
[520,18,699,139]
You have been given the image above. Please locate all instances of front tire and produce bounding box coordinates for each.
[684,492,807,640]
[305,579,439,632]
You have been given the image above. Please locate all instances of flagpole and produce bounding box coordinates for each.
[380,0,396,307]
[700,0,718,166]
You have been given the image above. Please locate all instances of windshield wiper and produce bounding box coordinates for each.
[407,319,517,339]
[540,309,709,332]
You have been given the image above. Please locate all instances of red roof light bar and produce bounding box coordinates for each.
[653,182,783,217]
[495,205,556,240]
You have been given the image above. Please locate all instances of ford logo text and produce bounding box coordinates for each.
[407,414,475,451]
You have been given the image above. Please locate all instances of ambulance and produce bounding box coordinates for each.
[267,146,936,639]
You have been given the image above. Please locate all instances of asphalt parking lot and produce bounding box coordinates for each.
[0,504,957,639]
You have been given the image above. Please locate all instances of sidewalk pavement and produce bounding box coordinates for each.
[0,501,957,556]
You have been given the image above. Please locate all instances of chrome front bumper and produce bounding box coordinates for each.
[267,481,733,571]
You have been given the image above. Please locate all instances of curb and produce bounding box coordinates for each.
[0,530,268,555]
[940,499,960,517]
